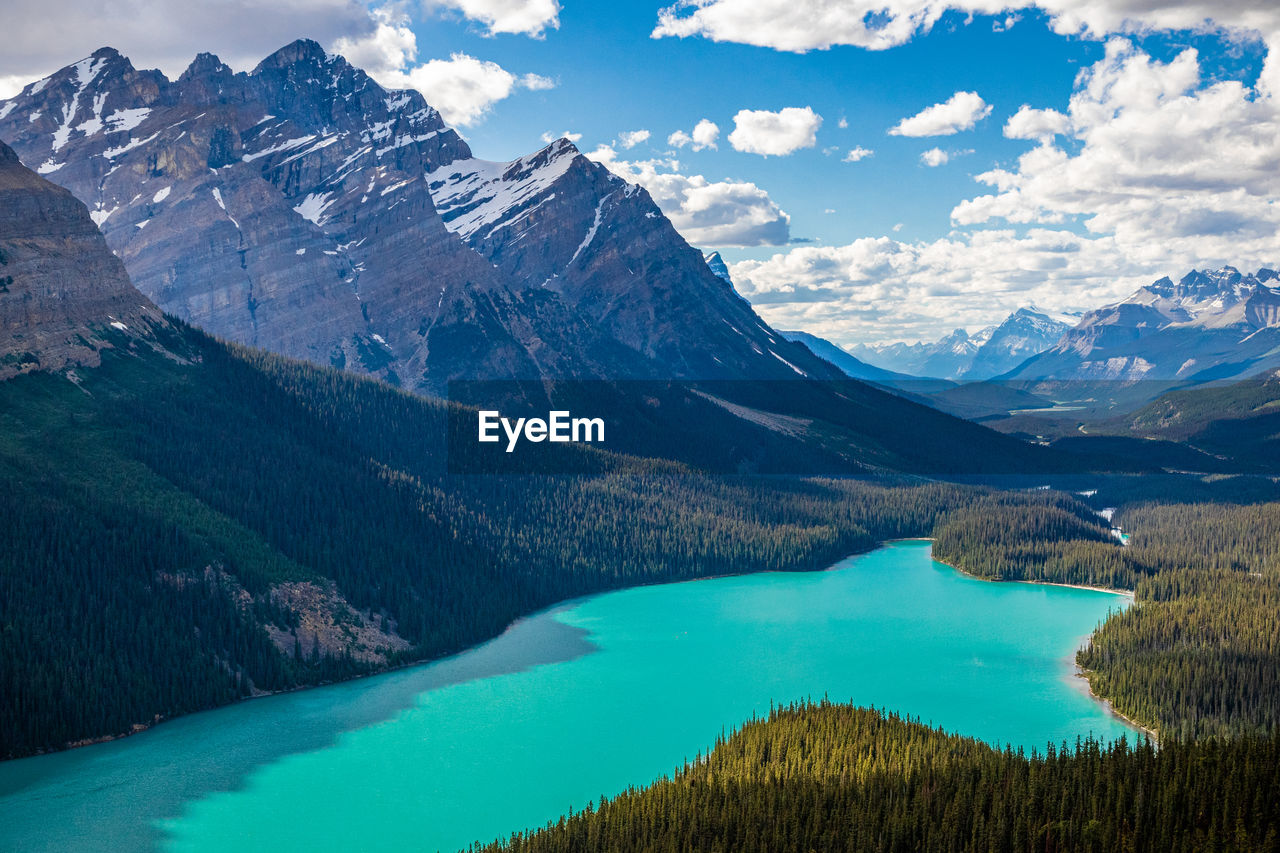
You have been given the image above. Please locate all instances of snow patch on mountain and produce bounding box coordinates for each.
[426,140,579,240]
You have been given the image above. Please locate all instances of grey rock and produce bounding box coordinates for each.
[0,138,166,379]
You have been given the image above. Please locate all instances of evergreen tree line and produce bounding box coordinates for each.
[0,329,983,759]
[932,493,1280,738]
[479,701,1280,853]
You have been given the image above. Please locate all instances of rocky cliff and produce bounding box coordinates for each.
[0,42,840,391]
[0,139,165,378]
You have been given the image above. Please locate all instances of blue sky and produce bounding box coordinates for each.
[2,0,1279,344]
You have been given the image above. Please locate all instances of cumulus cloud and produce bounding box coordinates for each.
[889,91,992,136]
[668,118,720,150]
[953,39,1280,260]
[379,51,552,126]
[728,107,822,156]
[587,146,792,246]
[429,0,561,38]
[1003,105,1071,141]
[651,0,1280,54]
[729,229,1150,344]
[920,147,950,166]
[721,38,1280,343]
[843,146,874,162]
[617,129,651,149]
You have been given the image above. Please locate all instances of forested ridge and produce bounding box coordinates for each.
[1,323,989,759]
[483,479,1280,852]
[480,702,1280,853]
[932,491,1280,738]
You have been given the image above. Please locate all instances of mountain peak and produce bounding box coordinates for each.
[181,51,231,81]
[254,38,330,72]
[703,252,733,287]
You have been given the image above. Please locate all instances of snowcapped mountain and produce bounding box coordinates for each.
[965,307,1073,379]
[0,139,168,378]
[0,41,839,390]
[703,252,733,287]
[848,308,1069,381]
[424,142,820,379]
[1007,267,1280,385]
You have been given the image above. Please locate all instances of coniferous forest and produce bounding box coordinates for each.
[5,321,1280,852]
[486,482,1280,852]
[1,322,983,758]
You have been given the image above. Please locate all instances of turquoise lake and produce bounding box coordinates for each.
[0,540,1136,852]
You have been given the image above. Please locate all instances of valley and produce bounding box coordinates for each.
[0,542,1132,853]
[0,17,1278,853]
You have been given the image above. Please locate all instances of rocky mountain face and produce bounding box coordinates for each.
[965,308,1073,379]
[424,141,832,380]
[0,42,839,391]
[0,139,166,378]
[848,308,1070,381]
[1007,267,1280,385]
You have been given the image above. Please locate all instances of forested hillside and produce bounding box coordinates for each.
[486,490,1280,852]
[481,702,1280,853]
[2,321,993,759]
[931,489,1280,739]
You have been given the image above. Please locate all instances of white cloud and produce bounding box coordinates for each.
[920,147,950,167]
[652,0,1280,54]
[889,91,992,136]
[721,38,1280,343]
[617,129,651,149]
[728,229,1149,344]
[541,130,582,143]
[331,6,418,76]
[952,39,1280,261]
[837,117,849,128]
[728,107,822,156]
[0,75,33,100]
[1003,105,1071,141]
[378,51,553,126]
[668,118,720,150]
[430,0,561,38]
[520,72,556,90]
[587,146,792,246]
[843,146,874,162]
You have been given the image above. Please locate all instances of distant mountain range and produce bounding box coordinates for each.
[846,308,1073,381]
[1006,267,1280,386]
[0,42,837,392]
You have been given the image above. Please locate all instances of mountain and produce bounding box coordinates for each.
[1051,368,1280,474]
[4,132,1011,758]
[849,307,1070,381]
[0,43,840,391]
[704,251,733,286]
[779,330,942,386]
[0,139,166,377]
[1006,267,1280,389]
[964,308,1072,379]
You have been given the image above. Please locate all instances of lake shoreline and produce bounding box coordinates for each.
[10,537,1136,764]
